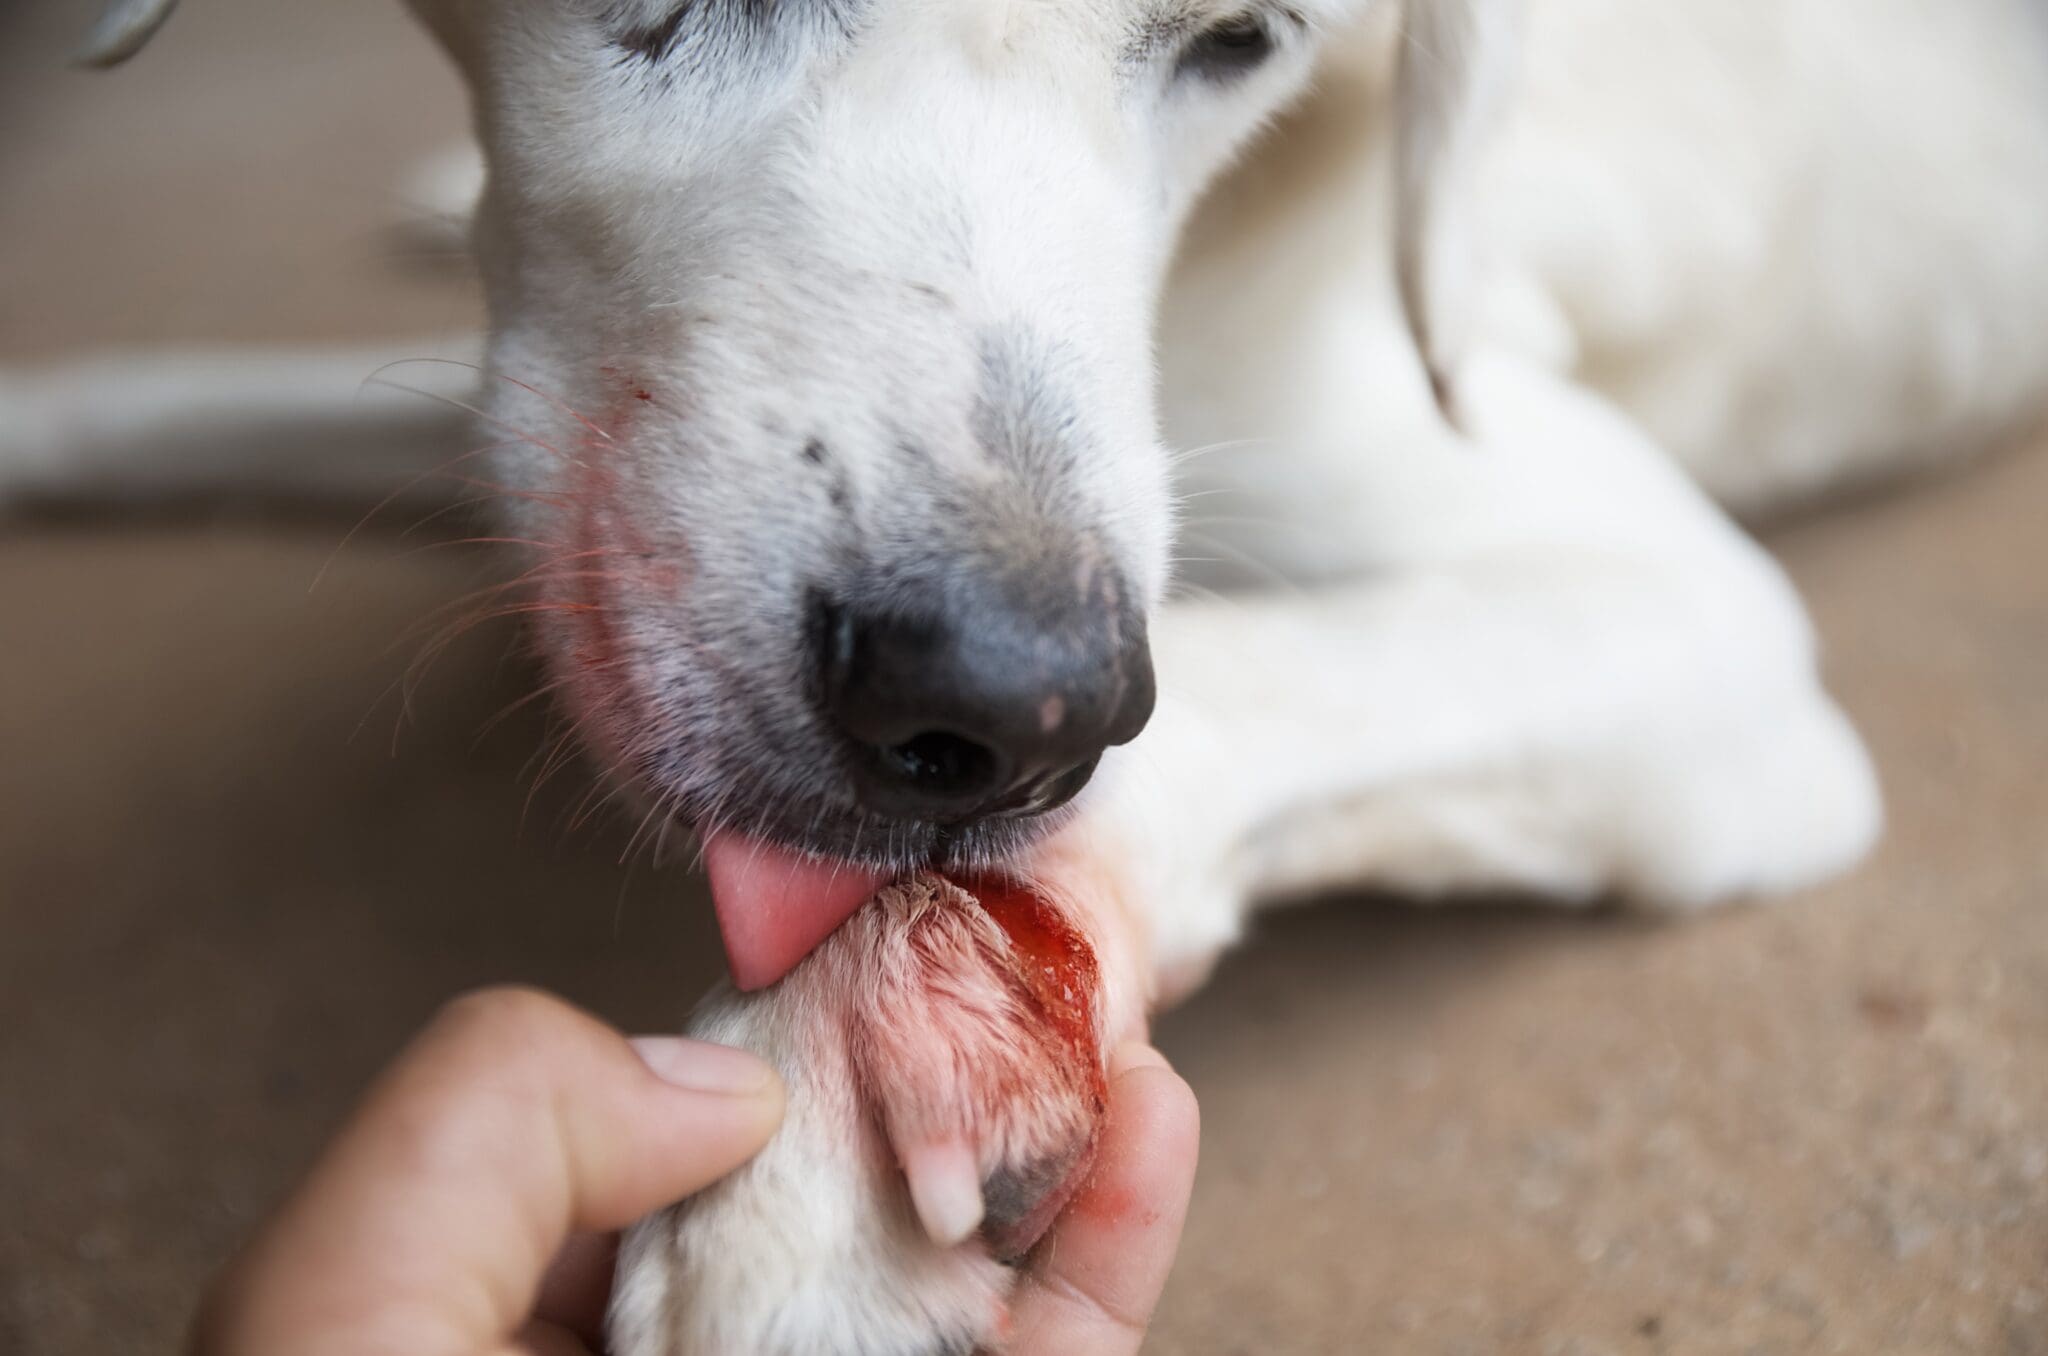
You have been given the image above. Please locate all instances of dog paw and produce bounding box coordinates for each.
[610,873,1119,1356]
[1611,688,1883,908]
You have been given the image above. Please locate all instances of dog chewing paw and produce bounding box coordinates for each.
[609,873,1109,1356]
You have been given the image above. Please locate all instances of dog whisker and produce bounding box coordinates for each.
[311,438,536,593]
[372,355,619,446]
[1167,435,1271,466]
[362,372,586,470]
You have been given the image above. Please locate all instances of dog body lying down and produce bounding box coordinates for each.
[24,0,2048,1350]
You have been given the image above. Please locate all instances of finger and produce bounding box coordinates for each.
[532,1231,619,1348]
[191,987,783,1356]
[1003,1044,1201,1356]
[497,1318,597,1356]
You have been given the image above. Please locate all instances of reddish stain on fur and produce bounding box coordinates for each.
[959,875,1102,1088]
[946,874,1110,1257]
[456,365,699,834]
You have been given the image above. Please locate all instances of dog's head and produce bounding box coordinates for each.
[89,0,1515,986]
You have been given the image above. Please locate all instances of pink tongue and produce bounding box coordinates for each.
[702,830,893,990]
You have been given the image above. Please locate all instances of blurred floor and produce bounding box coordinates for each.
[2,3,2045,1354]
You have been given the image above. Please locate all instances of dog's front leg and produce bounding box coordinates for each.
[610,867,1151,1356]
[1081,360,1887,996]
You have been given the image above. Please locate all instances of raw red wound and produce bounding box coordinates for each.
[953,874,1104,1094]
[949,874,1109,1258]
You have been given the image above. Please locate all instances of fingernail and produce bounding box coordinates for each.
[631,1036,780,1097]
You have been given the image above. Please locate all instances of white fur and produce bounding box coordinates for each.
[17,0,2048,1351]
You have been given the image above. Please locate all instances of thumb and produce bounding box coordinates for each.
[192,987,783,1356]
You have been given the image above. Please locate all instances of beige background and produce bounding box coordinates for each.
[2,3,2044,1353]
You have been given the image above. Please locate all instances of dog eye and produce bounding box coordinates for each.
[1176,15,1278,82]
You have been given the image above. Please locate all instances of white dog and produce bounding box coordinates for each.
[18,0,2048,1351]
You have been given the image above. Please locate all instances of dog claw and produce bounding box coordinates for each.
[901,1137,986,1247]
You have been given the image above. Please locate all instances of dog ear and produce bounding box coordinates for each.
[74,0,182,68]
[1393,0,1522,429]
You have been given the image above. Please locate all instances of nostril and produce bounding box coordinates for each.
[987,756,1099,819]
[813,581,1146,824]
[878,731,1004,803]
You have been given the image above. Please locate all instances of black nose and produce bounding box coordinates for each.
[815,579,1155,824]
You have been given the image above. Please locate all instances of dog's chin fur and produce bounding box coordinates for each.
[598,729,1089,876]
[694,800,1077,878]
[655,778,1077,875]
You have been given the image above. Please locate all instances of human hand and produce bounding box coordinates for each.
[188,987,1197,1355]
